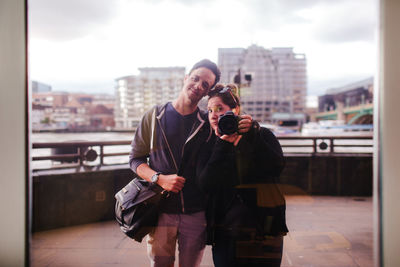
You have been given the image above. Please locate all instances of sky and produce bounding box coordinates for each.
[29,0,378,98]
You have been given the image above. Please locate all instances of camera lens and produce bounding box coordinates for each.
[218,111,238,135]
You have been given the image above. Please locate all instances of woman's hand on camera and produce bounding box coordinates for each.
[238,114,253,134]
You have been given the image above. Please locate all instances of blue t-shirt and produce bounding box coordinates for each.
[164,102,198,170]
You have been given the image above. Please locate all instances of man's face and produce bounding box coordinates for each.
[182,67,216,104]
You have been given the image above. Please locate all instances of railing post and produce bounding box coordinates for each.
[100,145,104,165]
[330,138,334,153]
[79,146,84,166]
[312,137,317,155]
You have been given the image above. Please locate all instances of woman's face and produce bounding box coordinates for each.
[207,96,238,133]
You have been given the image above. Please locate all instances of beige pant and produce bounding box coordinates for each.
[147,211,207,267]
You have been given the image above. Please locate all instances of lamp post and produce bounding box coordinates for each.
[232,68,252,98]
[233,69,241,97]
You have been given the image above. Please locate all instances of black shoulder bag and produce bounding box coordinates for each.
[115,178,167,242]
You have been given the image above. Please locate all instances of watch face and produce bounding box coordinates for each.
[151,173,159,183]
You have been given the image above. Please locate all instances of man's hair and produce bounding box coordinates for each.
[189,59,221,89]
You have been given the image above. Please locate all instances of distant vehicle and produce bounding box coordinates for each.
[277,119,302,132]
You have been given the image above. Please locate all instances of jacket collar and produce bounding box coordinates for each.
[155,102,211,143]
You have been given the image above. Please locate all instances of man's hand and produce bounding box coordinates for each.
[157,174,186,193]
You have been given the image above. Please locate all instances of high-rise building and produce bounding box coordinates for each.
[218,45,307,123]
[114,67,185,128]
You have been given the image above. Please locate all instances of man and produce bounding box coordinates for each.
[129,59,221,267]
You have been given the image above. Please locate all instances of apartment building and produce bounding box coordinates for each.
[114,67,185,128]
[218,45,307,123]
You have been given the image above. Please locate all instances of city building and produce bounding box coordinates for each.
[32,80,52,93]
[114,67,185,129]
[92,94,115,110]
[31,104,49,129]
[32,90,115,131]
[218,45,307,124]
[89,104,115,130]
[32,91,69,107]
[316,77,373,124]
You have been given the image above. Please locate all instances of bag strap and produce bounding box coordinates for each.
[149,106,157,152]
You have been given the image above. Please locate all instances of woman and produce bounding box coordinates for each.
[197,83,288,267]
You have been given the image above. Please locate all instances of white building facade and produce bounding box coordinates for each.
[114,67,185,129]
[218,45,307,123]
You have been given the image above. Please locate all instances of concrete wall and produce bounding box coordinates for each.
[377,0,400,266]
[281,156,372,196]
[33,167,133,232]
[0,0,28,266]
[32,155,372,232]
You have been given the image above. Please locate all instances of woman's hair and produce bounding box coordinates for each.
[207,83,240,109]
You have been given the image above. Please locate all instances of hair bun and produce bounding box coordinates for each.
[227,83,239,97]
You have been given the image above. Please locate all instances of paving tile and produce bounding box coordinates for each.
[284,251,358,267]
[32,196,373,267]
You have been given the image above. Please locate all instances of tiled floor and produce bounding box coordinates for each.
[32,196,373,267]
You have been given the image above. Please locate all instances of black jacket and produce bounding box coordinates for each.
[197,122,288,242]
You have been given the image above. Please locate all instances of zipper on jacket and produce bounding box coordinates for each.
[156,115,186,213]
[177,123,197,213]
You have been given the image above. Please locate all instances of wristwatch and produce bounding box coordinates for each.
[151,172,161,184]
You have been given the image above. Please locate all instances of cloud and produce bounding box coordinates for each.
[239,0,324,31]
[208,0,376,44]
[306,1,377,43]
[163,0,214,5]
[308,74,373,96]
[29,0,122,41]
[145,0,323,30]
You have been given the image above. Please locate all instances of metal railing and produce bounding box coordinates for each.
[277,135,373,155]
[32,141,132,170]
[31,136,373,170]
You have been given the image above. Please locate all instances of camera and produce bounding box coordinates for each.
[218,111,241,135]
